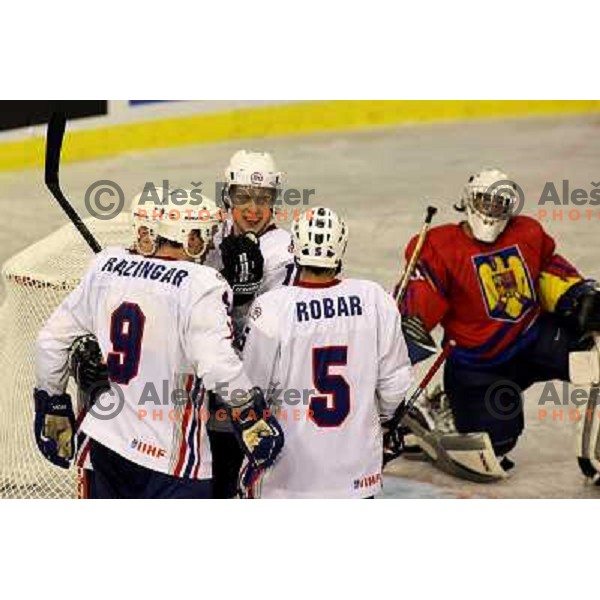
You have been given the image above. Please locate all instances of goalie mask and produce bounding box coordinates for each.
[130,184,170,256]
[158,192,222,260]
[292,206,349,270]
[458,169,519,243]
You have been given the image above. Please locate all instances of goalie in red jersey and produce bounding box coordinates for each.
[396,169,600,478]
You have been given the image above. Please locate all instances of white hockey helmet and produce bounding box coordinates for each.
[459,168,519,243]
[223,150,282,208]
[130,184,170,256]
[292,206,349,270]
[157,191,222,259]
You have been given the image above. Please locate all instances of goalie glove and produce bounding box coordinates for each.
[33,389,76,469]
[220,232,265,306]
[230,387,284,470]
[556,280,600,335]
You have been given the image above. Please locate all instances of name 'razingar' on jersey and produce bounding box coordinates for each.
[100,256,189,288]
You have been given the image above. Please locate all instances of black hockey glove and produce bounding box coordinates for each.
[230,387,284,470]
[220,233,264,306]
[556,280,600,334]
[382,417,407,466]
[69,335,110,403]
[33,389,76,469]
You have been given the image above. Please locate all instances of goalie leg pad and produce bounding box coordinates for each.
[401,413,508,483]
[575,335,600,480]
[576,386,600,479]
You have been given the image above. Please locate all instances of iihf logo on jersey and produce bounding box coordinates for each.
[130,438,167,459]
[472,245,535,322]
[353,473,382,490]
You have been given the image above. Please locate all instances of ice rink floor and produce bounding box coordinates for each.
[1,113,599,498]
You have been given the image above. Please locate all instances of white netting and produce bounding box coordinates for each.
[0,215,130,498]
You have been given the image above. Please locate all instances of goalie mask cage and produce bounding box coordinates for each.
[0,215,130,498]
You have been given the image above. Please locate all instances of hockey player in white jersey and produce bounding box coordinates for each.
[206,150,296,498]
[34,194,284,499]
[208,149,295,308]
[240,207,413,498]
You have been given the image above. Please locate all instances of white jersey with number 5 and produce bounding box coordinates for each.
[242,278,413,498]
[35,247,252,479]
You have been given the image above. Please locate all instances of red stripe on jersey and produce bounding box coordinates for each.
[76,437,91,469]
[192,388,206,479]
[174,400,193,477]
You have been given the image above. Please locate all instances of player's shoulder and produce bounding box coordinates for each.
[185,262,229,292]
[341,278,395,307]
[260,225,293,256]
[507,214,546,237]
[341,277,385,294]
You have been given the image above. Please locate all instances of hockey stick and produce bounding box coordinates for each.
[394,205,438,358]
[45,111,102,253]
[394,205,437,304]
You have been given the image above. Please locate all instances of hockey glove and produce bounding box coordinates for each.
[230,387,284,470]
[220,232,264,306]
[556,280,600,334]
[382,417,406,466]
[69,335,109,402]
[33,389,76,469]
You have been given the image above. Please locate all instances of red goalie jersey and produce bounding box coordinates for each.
[398,215,583,366]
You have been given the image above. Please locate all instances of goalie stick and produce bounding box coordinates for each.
[45,111,102,254]
[395,205,437,304]
[395,205,437,358]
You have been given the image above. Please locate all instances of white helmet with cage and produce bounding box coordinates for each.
[157,191,223,260]
[222,150,282,208]
[292,206,349,270]
[458,168,519,243]
[130,184,170,256]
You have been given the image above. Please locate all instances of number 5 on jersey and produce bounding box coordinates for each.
[309,346,350,428]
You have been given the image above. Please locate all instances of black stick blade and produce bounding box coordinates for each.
[45,112,67,188]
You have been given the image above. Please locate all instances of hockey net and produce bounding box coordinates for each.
[0,215,130,498]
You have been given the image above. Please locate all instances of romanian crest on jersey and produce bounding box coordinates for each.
[472,245,536,322]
